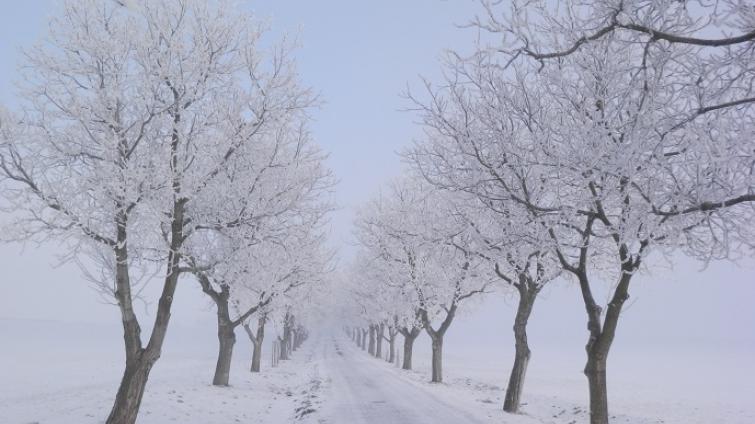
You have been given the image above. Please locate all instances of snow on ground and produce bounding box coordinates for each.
[314,337,486,423]
[0,318,323,424]
[336,334,755,424]
[342,333,755,424]
[1,316,754,423]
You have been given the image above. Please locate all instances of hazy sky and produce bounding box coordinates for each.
[0,0,753,363]
[0,0,484,324]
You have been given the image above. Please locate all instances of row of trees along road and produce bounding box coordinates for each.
[345,1,755,424]
[0,1,334,423]
[348,179,492,383]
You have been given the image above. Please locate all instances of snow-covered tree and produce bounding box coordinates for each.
[0,1,326,422]
[188,222,331,385]
[363,259,410,364]
[446,199,561,412]
[343,264,379,354]
[344,253,408,362]
[243,232,334,366]
[347,215,421,366]
[181,110,333,385]
[408,1,755,421]
[354,176,492,383]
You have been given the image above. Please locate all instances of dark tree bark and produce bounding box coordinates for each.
[106,358,153,424]
[503,281,539,413]
[107,216,185,421]
[192,271,268,385]
[107,153,187,424]
[376,323,385,359]
[387,326,397,363]
[420,305,457,383]
[279,331,287,361]
[279,314,291,361]
[398,326,421,370]
[585,352,609,424]
[430,335,443,382]
[252,316,265,372]
[107,213,147,424]
[243,314,266,373]
[581,266,634,424]
[213,299,236,386]
[552,216,640,424]
[368,324,376,356]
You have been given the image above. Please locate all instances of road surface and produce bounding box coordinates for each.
[314,337,487,424]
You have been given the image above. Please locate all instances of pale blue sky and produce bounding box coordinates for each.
[0,0,480,251]
[0,0,486,323]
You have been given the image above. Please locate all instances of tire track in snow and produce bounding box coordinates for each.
[314,337,487,424]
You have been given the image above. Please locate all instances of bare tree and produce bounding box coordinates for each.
[353,176,492,382]
[442,198,561,412]
[184,137,333,386]
[243,312,267,373]
[0,1,324,422]
[408,1,755,421]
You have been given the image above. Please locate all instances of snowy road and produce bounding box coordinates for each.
[315,337,487,424]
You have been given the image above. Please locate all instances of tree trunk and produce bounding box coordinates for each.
[294,328,302,351]
[368,325,376,356]
[278,337,288,360]
[106,358,153,424]
[214,324,235,386]
[286,316,294,355]
[107,192,185,423]
[376,323,384,359]
[585,352,609,424]
[420,304,456,383]
[387,329,396,363]
[430,334,443,383]
[251,337,263,372]
[250,315,265,373]
[280,313,292,361]
[213,295,235,386]
[400,328,420,370]
[361,328,368,351]
[573,243,636,424]
[107,217,150,424]
[503,285,538,413]
[402,335,414,370]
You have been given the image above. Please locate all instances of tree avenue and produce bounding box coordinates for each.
[1,1,752,424]
[344,1,754,423]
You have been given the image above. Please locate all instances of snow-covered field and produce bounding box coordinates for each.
[393,341,755,424]
[0,318,323,424]
[2,313,754,423]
